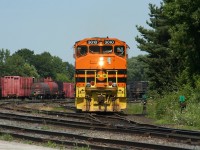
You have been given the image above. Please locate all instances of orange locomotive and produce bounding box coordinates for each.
[74,37,129,112]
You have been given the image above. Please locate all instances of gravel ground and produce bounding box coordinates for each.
[0,140,59,150]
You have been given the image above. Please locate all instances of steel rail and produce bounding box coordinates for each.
[0,124,190,150]
[0,111,199,144]
[2,105,200,140]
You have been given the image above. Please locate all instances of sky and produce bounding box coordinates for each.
[0,0,162,65]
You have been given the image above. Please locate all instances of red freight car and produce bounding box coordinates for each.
[1,76,33,98]
[63,83,74,98]
[0,78,2,98]
[44,81,59,98]
[30,82,51,99]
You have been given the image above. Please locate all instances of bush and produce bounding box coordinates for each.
[172,103,200,127]
[148,84,200,129]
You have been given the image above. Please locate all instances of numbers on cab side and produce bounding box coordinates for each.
[104,40,115,44]
[87,40,98,44]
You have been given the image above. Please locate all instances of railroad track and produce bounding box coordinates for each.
[0,100,199,149]
[0,98,76,112]
[0,98,74,105]
[0,110,199,146]
[0,124,190,150]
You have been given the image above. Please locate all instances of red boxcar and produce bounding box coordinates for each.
[0,77,2,98]
[63,83,74,98]
[1,76,33,98]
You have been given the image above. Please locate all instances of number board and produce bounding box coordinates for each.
[104,40,115,44]
[87,40,98,44]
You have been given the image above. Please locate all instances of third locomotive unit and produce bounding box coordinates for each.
[74,37,129,112]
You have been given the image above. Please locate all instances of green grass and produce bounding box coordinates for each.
[124,102,144,114]
[73,143,91,150]
[125,97,200,131]
[125,100,156,115]
[41,125,51,130]
[43,141,58,148]
[31,110,40,114]
[146,95,200,130]
[0,133,13,141]
[52,107,66,112]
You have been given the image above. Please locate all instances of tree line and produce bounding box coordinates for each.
[128,0,200,94]
[127,0,200,128]
[0,48,74,82]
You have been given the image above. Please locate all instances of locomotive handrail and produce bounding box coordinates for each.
[84,70,118,87]
[84,70,97,85]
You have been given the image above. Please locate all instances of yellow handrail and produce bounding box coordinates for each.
[84,70,118,86]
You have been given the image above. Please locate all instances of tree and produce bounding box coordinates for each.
[1,48,75,82]
[135,3,178,93]
[51,56,74,82]
[23,63,39,78]
[56,73,71,82]
[164,0,200,86]
[127,55,149,82]
[31,52,74,82]
[4,54,39,77]
[32,52,56,79]
[64,62,75,82]
[14,48,35,64]
[0,49,10,76]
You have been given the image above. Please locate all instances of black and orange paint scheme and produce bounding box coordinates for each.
[74,37,129,112]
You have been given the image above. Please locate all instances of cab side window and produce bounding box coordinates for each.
[76,46,87,57]
[114,46,125,56]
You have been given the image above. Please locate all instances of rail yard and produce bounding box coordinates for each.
[0,99,199,150]
[1,0,200,149]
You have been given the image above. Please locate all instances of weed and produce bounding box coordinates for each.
[124,103,143,114]
[44,141,57,148]
[52,107,66,112]
[73,142,91,150]
[41,125,50,130]
[0,133,13,141]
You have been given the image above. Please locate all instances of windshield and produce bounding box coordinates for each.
[102,46,112,54]
[77,45,125,57]
[89,46,100,53]
[89,46,112,54]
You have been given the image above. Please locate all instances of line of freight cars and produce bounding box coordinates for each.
[0,76,74,99]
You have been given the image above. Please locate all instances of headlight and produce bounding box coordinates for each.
[99,61,104,66]
[98,57,104,67]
